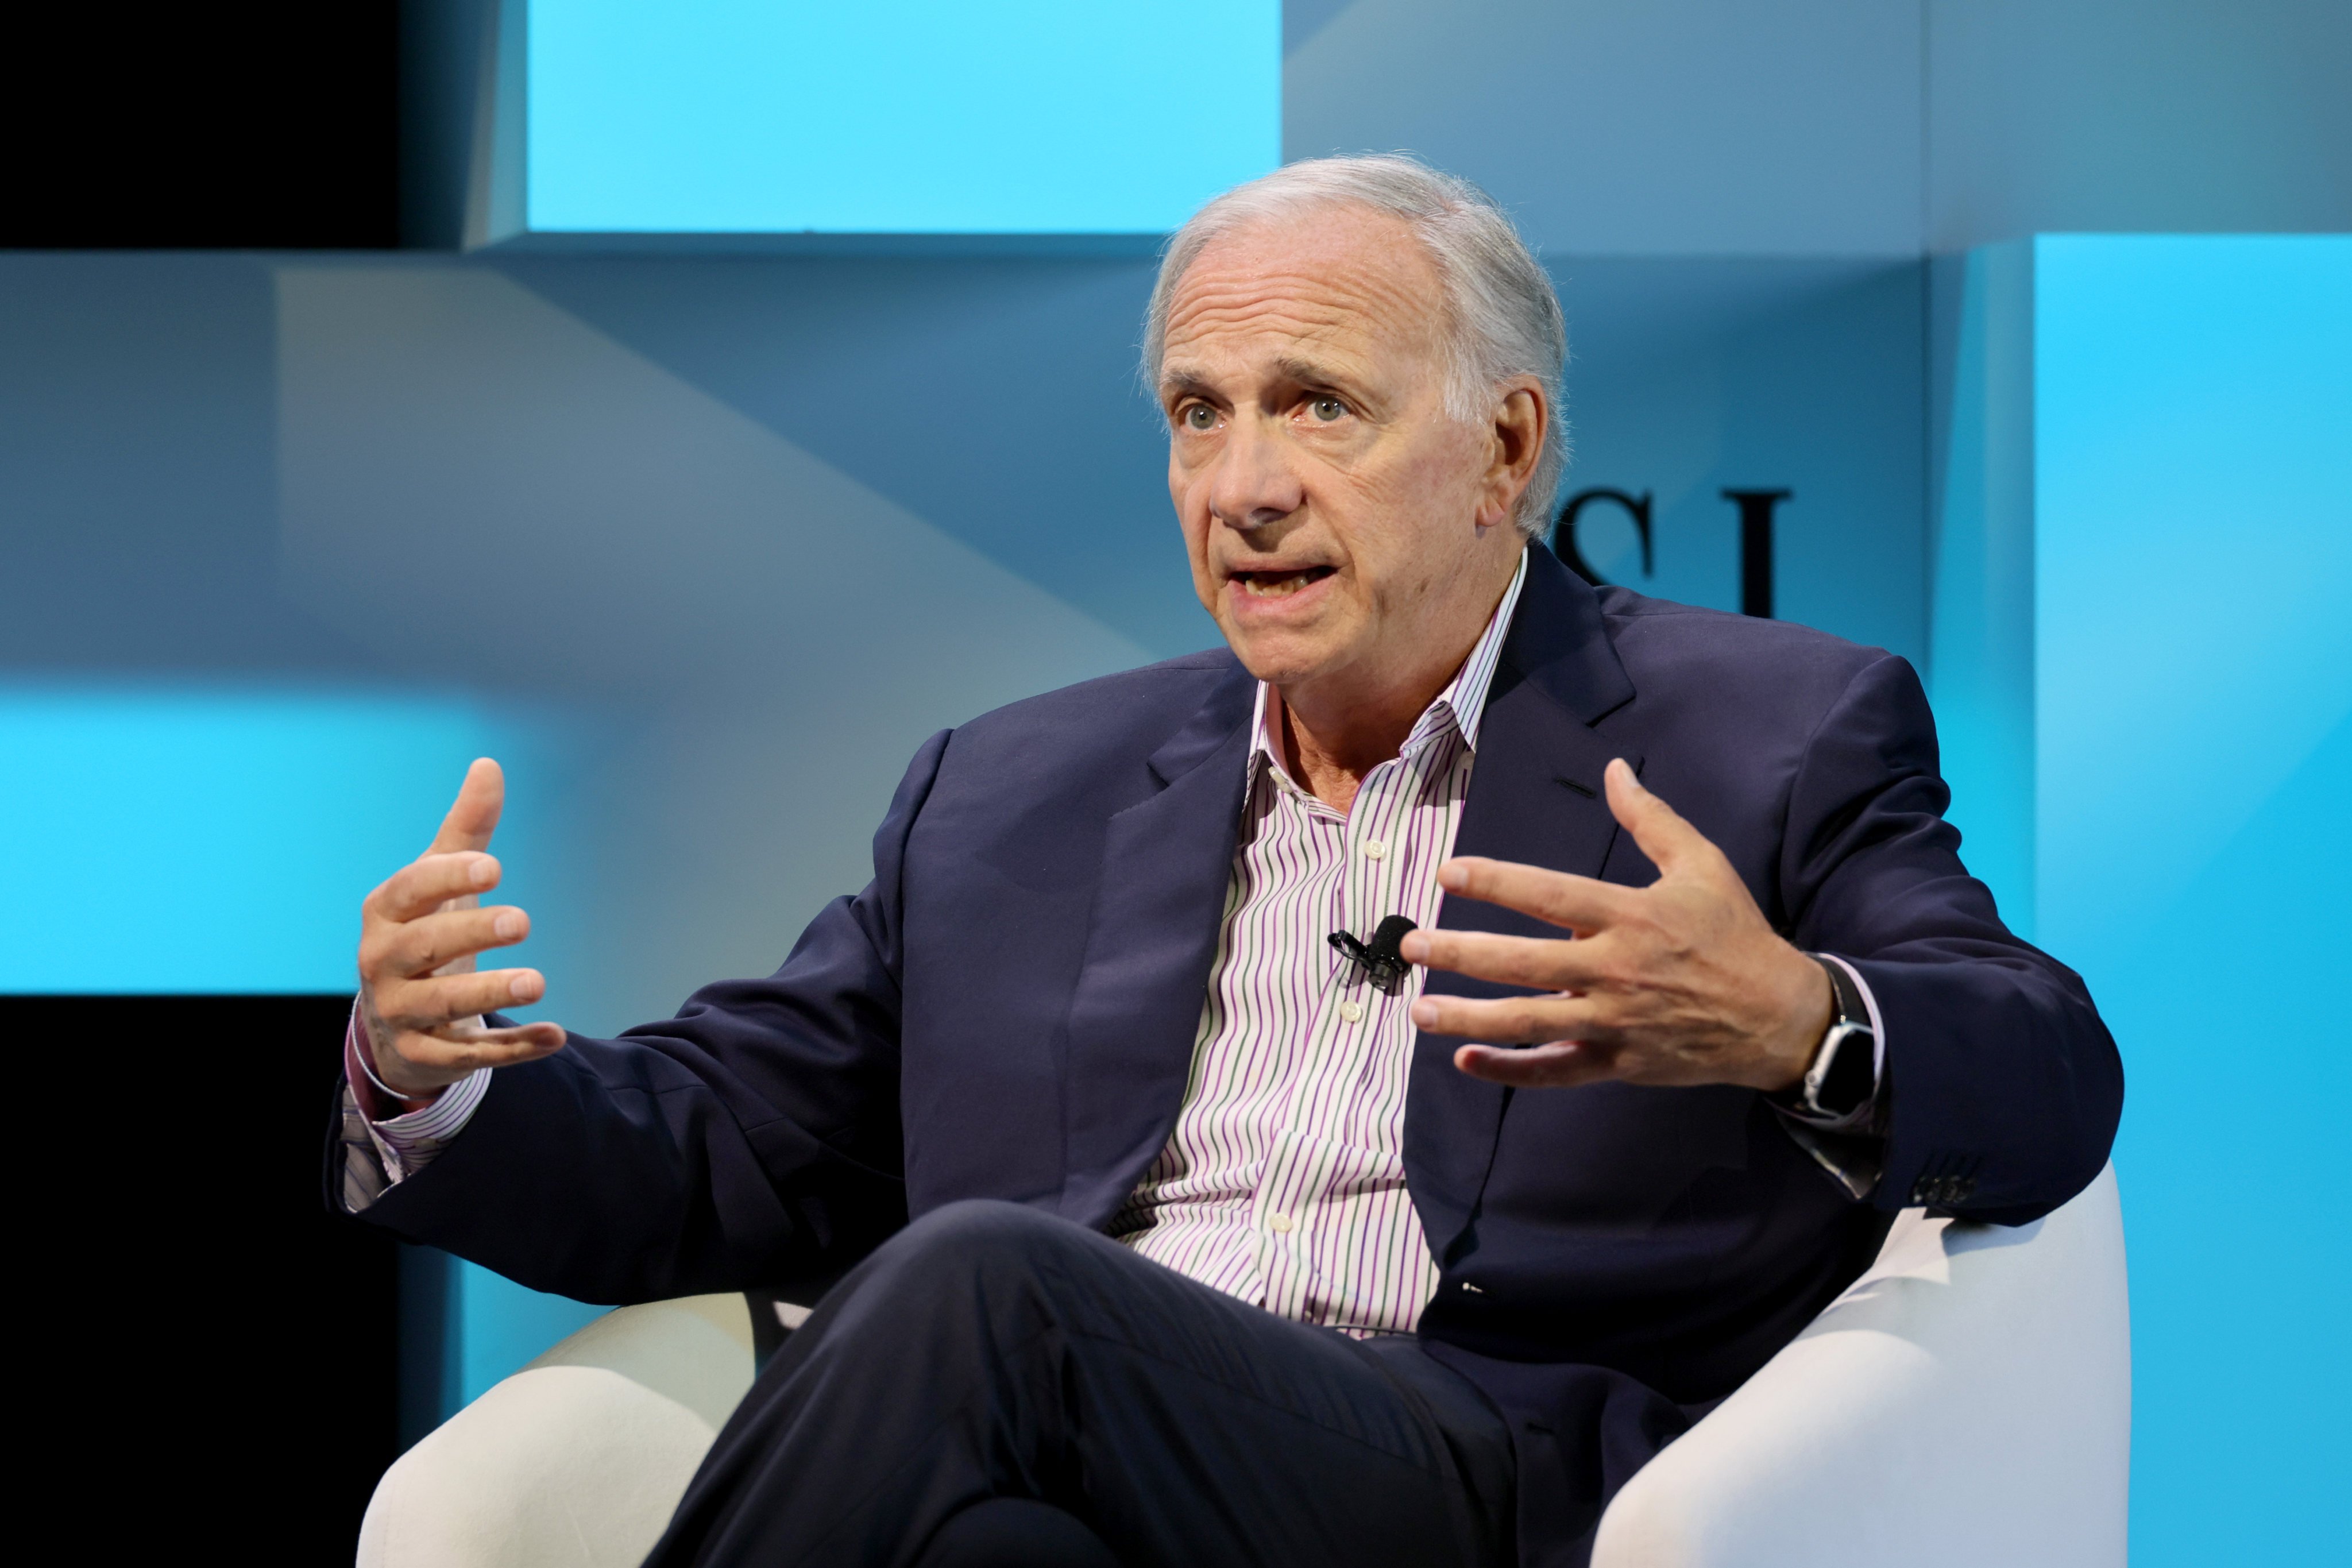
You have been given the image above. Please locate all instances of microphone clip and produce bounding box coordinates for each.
[1329,915,1419,989]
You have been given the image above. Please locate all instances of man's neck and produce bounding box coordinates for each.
[1270,686,1428,816]
[1272,560,1519,814]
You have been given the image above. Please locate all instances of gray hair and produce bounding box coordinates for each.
[1143,154,1568,539]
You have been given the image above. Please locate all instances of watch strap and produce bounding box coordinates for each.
[1802,955,1878,1119]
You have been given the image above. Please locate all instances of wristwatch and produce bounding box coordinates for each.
[1792,956,1878,1119]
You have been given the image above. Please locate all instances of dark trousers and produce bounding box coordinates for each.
[644,1200,1518,1568]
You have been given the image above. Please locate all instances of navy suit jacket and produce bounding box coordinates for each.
[357,549,2121,1562]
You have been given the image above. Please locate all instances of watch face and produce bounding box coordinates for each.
[1815,1022,1878,1117]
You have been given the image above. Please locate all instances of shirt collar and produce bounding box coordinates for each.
[1245,549,1528,795]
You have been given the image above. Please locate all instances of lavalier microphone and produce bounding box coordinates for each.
[1328,914,1419,987]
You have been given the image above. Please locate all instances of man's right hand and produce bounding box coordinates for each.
[356,758,566,1103]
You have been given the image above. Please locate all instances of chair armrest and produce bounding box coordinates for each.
[1592,1165,2130,1568]
[358,1293,758,1568]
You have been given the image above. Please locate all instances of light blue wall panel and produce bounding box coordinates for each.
[1285,0,2352,260]
[2033,233,2351,1565]
[1928,0,2352,248]
[1925,241,2038,931]
[1288,0,1924,256]
[0,687,560,992]
[0,253,1164,1023]
[527,0,1279,234]
[499,253,1195,655]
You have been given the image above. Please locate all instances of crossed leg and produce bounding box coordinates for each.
[644,1200,1517,1568]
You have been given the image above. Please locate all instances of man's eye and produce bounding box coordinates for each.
[1310,396,1348,422]
[1183,404,1218,431]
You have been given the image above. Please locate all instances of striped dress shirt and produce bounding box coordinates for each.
[1107,557,1526,1334]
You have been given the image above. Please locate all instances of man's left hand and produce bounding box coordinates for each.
[1401,758,1832,1092]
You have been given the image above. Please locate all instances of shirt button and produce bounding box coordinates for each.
[1363,839,1388,859]
[1269,1212,1295,1233]
[1338,1000,1364,1023]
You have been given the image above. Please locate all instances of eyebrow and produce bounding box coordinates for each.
[1269,354,1355,392]
[1157,356,1365,405]
[1158,369,1220,405]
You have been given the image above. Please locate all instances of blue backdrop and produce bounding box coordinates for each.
[2034,235,2351,1564]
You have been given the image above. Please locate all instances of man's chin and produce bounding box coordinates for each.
[1219,627,1349,692]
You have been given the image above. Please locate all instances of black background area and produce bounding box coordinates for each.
[6,993,399,1559]
[1,5,400,248]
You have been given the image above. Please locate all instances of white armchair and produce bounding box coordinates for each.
[360,1167,2128,1568]
[1590,1163,2129,1567]
[358,1293,763,1568]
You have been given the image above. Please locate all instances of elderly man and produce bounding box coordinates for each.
[340,157,2120,1568]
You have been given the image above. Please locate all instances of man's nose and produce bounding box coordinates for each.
[1207,417,1304,530]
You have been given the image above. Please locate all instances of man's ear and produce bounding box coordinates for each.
[1478,383,1545,530]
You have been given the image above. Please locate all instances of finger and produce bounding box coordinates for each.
[364,904,531,982]
[383,1021,567,1082]
[1453,1041,1617,1090]
[1433,856,1635,934]
[427,758,506,856]
[1400,927,1609,992]
[1410,991,1605,1046]
[374,966,547,1030]
[366,852,502,924]
[1603,758,1712,878]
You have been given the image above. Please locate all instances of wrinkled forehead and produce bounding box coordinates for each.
[1158,206,1447,386]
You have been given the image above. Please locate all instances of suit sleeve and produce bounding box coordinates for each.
[346,728,953,1304]
[1779,656,2123,1223]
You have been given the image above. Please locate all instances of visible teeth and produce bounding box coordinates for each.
[1241,570,1319,598]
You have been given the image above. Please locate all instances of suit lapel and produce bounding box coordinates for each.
[1407,549,1642,1264]
[1057,662,1256,1226]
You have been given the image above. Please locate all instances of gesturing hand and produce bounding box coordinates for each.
[356,758,565,1102]
[1400,759,1832,1092]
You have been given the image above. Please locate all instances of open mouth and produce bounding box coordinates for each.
[1233,566,1337,599]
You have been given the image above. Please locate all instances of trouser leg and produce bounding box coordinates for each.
[912,1500,1120,1568]
[644,1200,1516,1568]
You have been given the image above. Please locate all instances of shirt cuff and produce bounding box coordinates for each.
[368,1066,491,1181]
[337,1001,492,1206]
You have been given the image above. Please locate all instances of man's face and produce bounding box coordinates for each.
[1158,205,1532,698]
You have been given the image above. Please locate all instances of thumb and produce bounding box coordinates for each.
[1602,758,1708,877]
[427,758,506,857]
